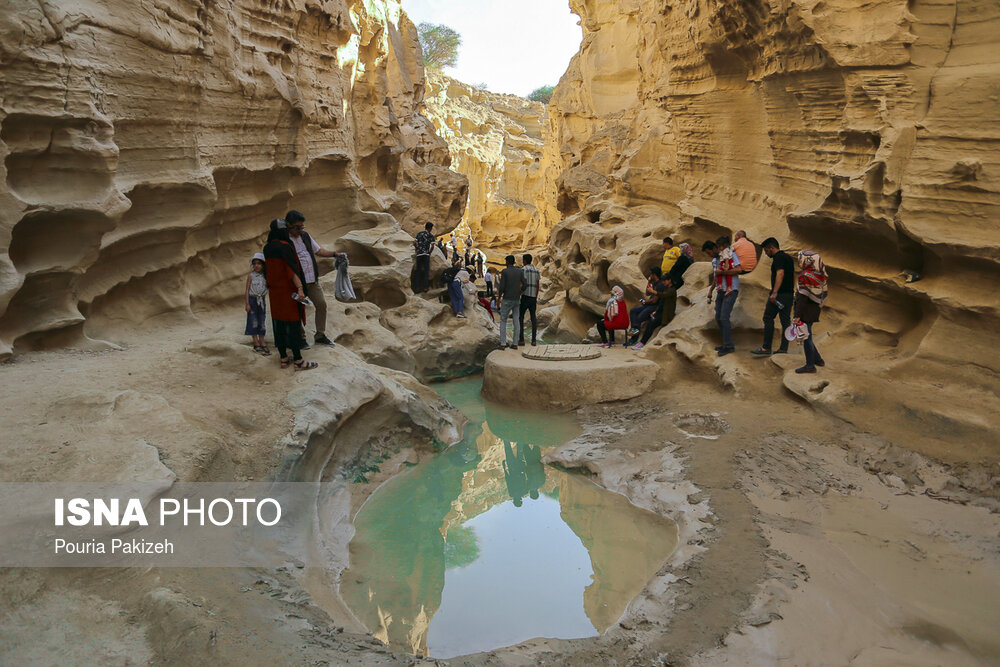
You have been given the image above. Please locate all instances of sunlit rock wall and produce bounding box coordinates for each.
[423,72,558,253]
[544,0,1000,455]
[0,0,470,358]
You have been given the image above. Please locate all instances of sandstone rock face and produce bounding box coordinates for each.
[543,0,1000,450]
[423,72,558,253]
[0,0,476,370]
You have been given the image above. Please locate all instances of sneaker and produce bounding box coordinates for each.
[631,343,644,350]
[774,348,788,355]
[750,347,771,356]
[815,359,826,367]
[511,345,518,350]
[531,341,537,346]
[314,335,336,347]
[714,345,726,352]
[499,345,507,350]
[795,365,816,374]
[626,328,639,336]
[597,343,610,348]
[299,340,311,350]
[717,346,735,357]
[456,313,466,318]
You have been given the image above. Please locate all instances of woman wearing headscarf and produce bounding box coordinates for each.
[597,285,629,347]
[793,250,827,374]
[263,219,317,370]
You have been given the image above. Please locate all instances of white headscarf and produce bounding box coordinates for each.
[606,285,625,320]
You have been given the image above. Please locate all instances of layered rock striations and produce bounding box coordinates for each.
[0,0,476,370]
[423,72,558,253]
[543,0,1000,453]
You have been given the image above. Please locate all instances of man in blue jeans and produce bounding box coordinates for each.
[496,254,524,350]
[702,239,742,356]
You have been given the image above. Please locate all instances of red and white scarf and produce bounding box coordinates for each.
[797,250,828,306]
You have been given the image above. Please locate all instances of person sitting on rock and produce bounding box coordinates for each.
[632,243,695,349]
[660,236,681,275]
[597,286,629,347]
[628,266,663,340]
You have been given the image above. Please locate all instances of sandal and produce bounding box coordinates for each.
[280,357,292,369]
[294,360,318,371]
[260,345,271,356]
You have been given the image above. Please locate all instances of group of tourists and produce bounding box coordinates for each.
[599,237,696,350]
[412,223,540,348]
[598,232,829,374]
[248,213,828,376]
[439,251,540,350]
[243,210,348,371]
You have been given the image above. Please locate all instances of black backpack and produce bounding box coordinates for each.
[439,266,460,287]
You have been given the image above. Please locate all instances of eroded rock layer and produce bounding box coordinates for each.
[423,72,558,253]
[0,0,475,366]
[544,0,1000,454]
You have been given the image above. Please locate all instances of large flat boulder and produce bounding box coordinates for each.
[482,345,658,411]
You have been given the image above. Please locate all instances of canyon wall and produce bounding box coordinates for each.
[544,0,1000,456]
[423,72,558,253]
[0,0,477,367]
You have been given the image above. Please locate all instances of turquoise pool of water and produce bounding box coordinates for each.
[339,375,678,659]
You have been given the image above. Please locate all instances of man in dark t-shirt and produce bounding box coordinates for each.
[752,237,795,355]
[496,255,525,349]
[412,222,435,293]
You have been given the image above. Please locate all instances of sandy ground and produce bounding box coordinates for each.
[1,313,999,666]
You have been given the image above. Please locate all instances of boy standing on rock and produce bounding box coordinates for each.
[496,255,525,350]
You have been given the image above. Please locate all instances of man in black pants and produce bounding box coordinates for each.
[412,221,435,293]
[285,210,342,348]
[518,253,540,346]
[752,237,794,356]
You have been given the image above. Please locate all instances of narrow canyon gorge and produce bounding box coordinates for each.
[1,0,998,665]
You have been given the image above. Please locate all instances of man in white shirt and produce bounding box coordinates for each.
[285,210,341,347]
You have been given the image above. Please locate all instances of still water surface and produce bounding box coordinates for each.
[340,376,678,658]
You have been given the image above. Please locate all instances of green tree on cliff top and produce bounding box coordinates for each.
[418,22,461,69]
[528,85,555,104]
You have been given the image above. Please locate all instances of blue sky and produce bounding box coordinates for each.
[402,0,582,97]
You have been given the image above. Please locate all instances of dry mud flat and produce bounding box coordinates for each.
[1,317,999,666]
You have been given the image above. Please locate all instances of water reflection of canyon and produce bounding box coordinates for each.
[339,377,678,659]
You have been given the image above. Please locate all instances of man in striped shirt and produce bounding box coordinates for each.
[518,253,541,347]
